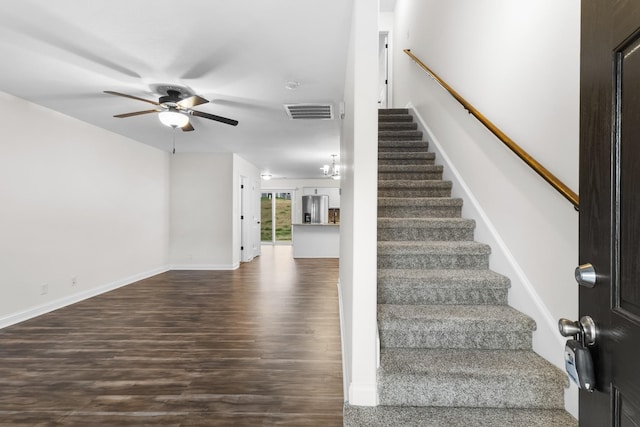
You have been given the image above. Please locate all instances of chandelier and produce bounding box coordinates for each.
[321,154,340,180]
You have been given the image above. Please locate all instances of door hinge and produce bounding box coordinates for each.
[241,215,244,220]
[241,184,244,189]
[241,246,244,250]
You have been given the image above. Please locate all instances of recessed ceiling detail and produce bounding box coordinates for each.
[284,104,333,120]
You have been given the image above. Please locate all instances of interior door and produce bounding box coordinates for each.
[378,32,389,108]
[580,1,640,425]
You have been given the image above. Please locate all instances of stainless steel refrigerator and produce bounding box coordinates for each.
[302,195,329,224]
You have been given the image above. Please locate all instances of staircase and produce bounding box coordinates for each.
[344,109,577,426]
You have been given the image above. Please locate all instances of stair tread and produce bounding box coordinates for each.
[378,218,474,228]
[378,304,535,330]
[378,270,510,305]
[379,348,565,382]
[378,164,442,172]
[378,113,413,119]
[378,349,566,408]
[379,122,418,130]
[378,140,427,145]
[378,197,462,207]
[378,180,451,188]
[378,240,491,255]
[344,404,577,427]
[379,108,409,114]
[378,269,510,287]
[378,151,435,157]
[379,130,422,135]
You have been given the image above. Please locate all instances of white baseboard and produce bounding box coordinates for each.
[337,280,350,402]
[348,383,378,406]
[0,266,170,329]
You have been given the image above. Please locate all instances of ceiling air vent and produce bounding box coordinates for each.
[284,104,333,120]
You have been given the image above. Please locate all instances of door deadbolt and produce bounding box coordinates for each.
[575,263,597,288]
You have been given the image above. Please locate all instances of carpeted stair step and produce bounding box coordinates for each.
[378,241,490,270]
[378,269,510,305]
[379,121,418,131]
[378,304,534,349]
[379,108,409,115]
[378,218,474,241]
[378,151,436,165]
[378,114,414,124]
[378,197,463,218]
[378,140,429,152]
[344,404,577,427]
[379,129,424,141]
[378,348,567,408]
[378,180,452,198]
[378,164,443,180]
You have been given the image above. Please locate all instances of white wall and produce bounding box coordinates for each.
[0,91,170,326]
[339,0,379,406]
[392,0,580,416]
[170,153,235,269]
[170,153,260,269]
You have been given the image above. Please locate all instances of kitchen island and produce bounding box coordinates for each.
[292,223,340,258]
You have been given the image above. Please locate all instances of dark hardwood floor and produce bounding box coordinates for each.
[0,246,343,426]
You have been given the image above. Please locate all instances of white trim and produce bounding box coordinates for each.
[407,103,567,362]
[337,280,349,402]
[170,263,239,271]
[348,383,378,406]
[0,266,170,329]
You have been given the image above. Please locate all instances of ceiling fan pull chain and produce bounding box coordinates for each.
[172,125,176,154]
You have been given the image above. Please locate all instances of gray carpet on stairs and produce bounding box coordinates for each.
[343,108,577,427]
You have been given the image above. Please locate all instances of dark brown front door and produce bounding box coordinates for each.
[580,1,640,425]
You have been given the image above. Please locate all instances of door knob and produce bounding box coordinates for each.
[558,316,597,346]
[558,318,581,337]
[575,263,597,288]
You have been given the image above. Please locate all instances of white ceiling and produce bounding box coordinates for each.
[0,0,357,179]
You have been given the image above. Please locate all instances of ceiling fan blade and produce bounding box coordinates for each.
[189,110,239,126]
[104,91,160,106]
[114,109,160,118]
[182,121,195,132]
[177,95,208,109]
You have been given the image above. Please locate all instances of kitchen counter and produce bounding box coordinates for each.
[292,223,340,258]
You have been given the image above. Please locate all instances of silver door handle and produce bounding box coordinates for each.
[558,316,597,346]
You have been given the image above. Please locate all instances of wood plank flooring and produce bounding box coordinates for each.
[0,246,343,426]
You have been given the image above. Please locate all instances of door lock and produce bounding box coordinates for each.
[575,263,597,288]
[558,316,598,392]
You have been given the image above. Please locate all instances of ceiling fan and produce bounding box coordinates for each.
[104,87,238,131]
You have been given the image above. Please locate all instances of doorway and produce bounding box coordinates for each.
[378,31,389,108]
[261,191,293,244]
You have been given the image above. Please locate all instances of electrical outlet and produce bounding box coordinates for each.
[40,283,48,295]
[71,276,77,287]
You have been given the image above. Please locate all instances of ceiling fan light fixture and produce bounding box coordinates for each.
[158,110,189,128]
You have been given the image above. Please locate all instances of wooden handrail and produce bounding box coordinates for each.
[403,49,579,210]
